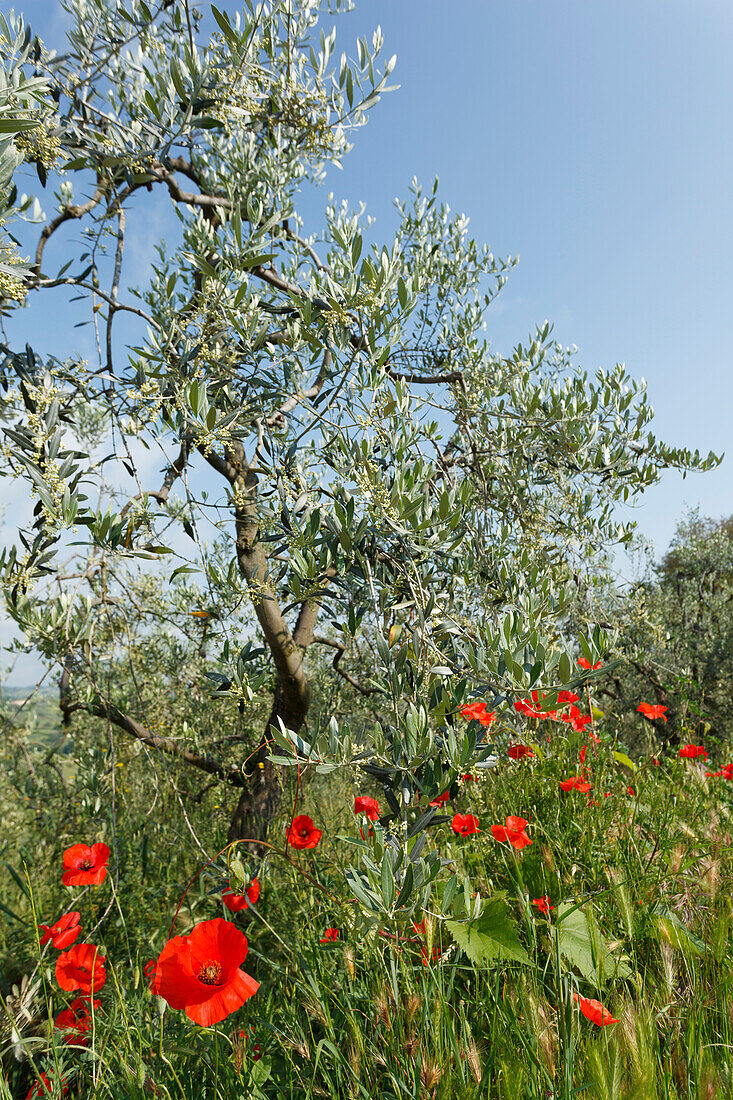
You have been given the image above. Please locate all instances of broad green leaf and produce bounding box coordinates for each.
[613,751,636,772]
[557,903,628,985]
[447,893,531,967]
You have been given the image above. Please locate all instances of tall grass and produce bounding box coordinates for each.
[3,718,733,1099]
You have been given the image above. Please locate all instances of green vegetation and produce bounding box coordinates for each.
[3,685,733,1099]
[0,1,728,1096]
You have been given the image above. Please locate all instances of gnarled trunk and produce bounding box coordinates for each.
[227,682,309,842]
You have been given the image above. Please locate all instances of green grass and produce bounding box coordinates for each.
[3,715,733,1099]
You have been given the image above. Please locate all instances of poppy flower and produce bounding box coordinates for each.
[286,815,322,850]
[577,658,602,670]
[491,815,531,849]
[430,790,450,807]
[579,746,587,765]
[651,756,660,766]
[152,917,259,1026]
[561,706,593,733]
[515,692,557,720]
[532,896,554,915]
[637,702,668,723]
[627,787,635,797]
[412,919,427,934]
[354,796,381,821]
[61,843,110,887]
[421,945,442,965]
[25,1073,68,1099]
[588,730,602,744]
[679,744,707,761]
[54,997,101,1046]
[460,701,496,728]
[39,911,81,950]
[557,690,580,705]
[452,813,480,837]
[222,878,260,912]
[320,928,338,943]
[238,1024,262,1062]
[572,991,619,1026]
[559,775,592,794]
[508,744,535,760]
[462,772,477,783]
[56,943,107,995]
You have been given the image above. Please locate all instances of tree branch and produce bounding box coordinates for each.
[312,635,380,695]
[59,673,246,787]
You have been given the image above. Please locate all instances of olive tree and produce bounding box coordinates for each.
[0,0,718,858]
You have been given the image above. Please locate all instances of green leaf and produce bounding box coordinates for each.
[557,902,626,985]
[0,118,40,133]
[447,893,531,966]
[613,751,636,772]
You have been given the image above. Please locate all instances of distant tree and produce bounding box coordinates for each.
[597,512,733,752]
[0,0,718,843]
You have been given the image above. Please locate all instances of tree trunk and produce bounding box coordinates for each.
[227,682,309,843]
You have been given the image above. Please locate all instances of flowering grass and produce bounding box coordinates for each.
[3,713,733,1099]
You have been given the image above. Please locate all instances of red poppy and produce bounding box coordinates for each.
[54,997,101,1046]
[577,658,602,670]
[508,744,535,760]
[532,896,554,915]
[572,991,619,1026]
[557,690,580,704]
[56,943,107,995]
[491,815,532,849]
[588,730,601,743]
[561,706,593,732]
[515,692,557,720]
[412,919,427,934]
[421,944,442,965]
[452,812,480,837]
[707,764,733,780]
[429,790,450,807]
[679,744,707,761]
[25,1073,68,1099]
[651,756,660,766]
[627,787,635,797]
[320,928,338,943]
[61,843,110,887]
[286,815,322,850]
[239,1024,262,1062]
[223,878,260,912]
[152,917,259,1026]
[559,775,592,794]
[39,912,81,950]
[354,796,381,821]
[460,701,496,728]
[579,745,587,765]
[637,702,668,723]
[461,772,477,783]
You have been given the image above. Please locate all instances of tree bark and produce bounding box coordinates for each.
[202,440,322,843]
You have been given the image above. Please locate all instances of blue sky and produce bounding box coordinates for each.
[3,0,732,679]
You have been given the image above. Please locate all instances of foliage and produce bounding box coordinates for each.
[0,3,727,1096]
[0,0,718,854]
[3,682,733,1098]
[597,512,733,752]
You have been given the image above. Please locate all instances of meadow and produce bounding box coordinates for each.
[2,685,733,1100]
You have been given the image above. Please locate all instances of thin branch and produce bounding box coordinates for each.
[34,187,107,277]
[59,676,246,787]
[312,635,380,696]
